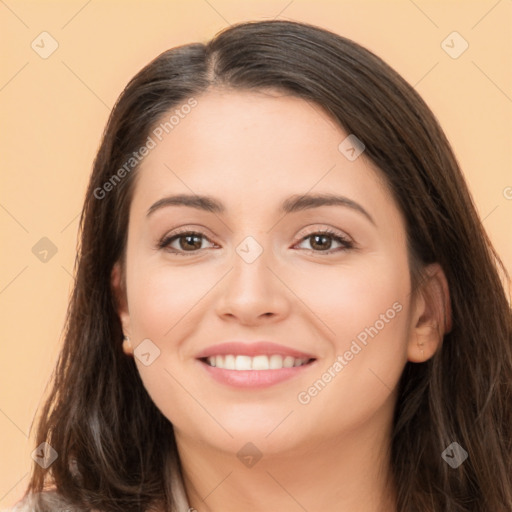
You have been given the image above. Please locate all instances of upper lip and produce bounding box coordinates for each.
[195,341,316,360]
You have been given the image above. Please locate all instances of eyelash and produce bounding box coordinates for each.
[157,227,354,257]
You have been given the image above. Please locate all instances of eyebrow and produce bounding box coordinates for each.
[146,192,375,225]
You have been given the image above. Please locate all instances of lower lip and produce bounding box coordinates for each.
[197,359,317,388]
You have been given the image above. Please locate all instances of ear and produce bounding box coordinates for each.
[111,261,133,356]
[407,263,452,363]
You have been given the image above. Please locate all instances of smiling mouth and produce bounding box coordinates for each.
[199,354,316,371]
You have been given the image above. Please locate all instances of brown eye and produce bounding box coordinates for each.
[296,230,353,255]
[158,231,214,255]
[175,233,204,251]
[309,233,334,251]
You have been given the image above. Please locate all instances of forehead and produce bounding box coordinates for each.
[148,88,345,170]
[131,89,398,225]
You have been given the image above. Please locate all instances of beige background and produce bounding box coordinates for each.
[1,0,511,507]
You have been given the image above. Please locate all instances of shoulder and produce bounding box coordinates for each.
[1,494,35,512]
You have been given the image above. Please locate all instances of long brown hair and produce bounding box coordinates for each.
[21,19,512,512]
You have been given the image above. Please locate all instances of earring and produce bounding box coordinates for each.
[418,341,425,358]
[122,335,133,354]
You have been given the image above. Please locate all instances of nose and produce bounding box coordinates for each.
[214,248,291,326]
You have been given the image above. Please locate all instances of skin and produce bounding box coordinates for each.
[111,88,451,512]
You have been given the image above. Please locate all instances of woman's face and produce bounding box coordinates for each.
[113,88,424,456]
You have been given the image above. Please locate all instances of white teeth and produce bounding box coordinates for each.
[252,355,269,370]
[205,354,311,370]
[235,355,252,370]
[283,356,295,368]
[224,354,236,370]
[269,354,283,369]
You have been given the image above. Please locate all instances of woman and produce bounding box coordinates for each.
[11,19,512,512]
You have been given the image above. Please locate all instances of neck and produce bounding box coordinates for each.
[174,407,397,512]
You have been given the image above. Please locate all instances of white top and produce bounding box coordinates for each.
[4,456,191,512]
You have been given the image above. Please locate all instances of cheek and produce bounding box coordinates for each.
[128,261,214,339]
[290,251,409,351]
[293,258,411,430]
[293,322,410,448]
[297,310,409,439]
[125,262,207,429]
